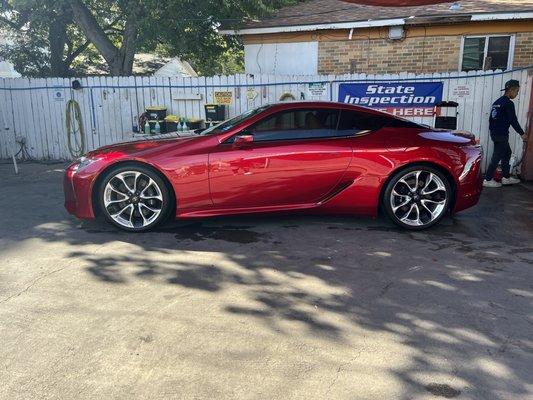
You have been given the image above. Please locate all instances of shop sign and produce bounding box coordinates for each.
[339,82,443,116]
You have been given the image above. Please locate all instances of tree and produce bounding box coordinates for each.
[67,0,301,76]
[67,0,141,75]
[139,0,302,75]
[0,0,112,76]
[0,0,83,76]
[1,0,300,77]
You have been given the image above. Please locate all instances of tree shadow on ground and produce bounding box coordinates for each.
[1,164,533,399]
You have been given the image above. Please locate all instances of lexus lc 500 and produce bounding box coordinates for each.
[64,101,482,232]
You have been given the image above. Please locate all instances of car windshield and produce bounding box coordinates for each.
[201,105,271,135]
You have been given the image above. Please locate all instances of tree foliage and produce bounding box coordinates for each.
[1,1,87,76]
[0,0,300,77]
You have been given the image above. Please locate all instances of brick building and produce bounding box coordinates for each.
[221,0,533,75]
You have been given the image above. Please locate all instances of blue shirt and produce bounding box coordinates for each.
[489,95,525,140]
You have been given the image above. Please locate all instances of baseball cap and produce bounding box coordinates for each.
[502,79,520,91]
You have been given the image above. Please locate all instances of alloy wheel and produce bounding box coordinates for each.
[103,170,164,229]
[390,170,447,227]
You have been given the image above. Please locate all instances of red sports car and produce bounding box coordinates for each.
[64,101,482,232]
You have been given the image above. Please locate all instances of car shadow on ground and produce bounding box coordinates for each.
[2,163,533,399]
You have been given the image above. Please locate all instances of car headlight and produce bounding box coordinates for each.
[71,156,99,172]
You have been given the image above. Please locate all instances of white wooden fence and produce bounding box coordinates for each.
[0,68,531,163]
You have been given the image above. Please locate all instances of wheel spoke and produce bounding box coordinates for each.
[420,200,435,217]
[115,174,134,193]
[140,202,160,213]
[392,189,408,197]
[421,173,446,195]
[421,198,446,205]
[131,172,141,192]
[422,187,445,195]
[413,203,423,225]
[104,189,128,204]
[398,178,415,192]
[140,194,162,201]
[140,178,163,201]
[137,204,148,226]
[105,198,127,206]
[399,203,415,222]
[400,203,423,226]
[111,203,133,219]
[128,204,135,226]
[109,181,129,196]
[392,197,411,212]
[140,178,156,196]
[414,171,421,190]
[421,173,433,193]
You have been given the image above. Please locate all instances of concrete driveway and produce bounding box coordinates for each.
[0,163,532,400]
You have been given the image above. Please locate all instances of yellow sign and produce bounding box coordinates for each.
[214,91,233,105]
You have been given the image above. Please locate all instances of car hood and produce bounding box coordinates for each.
[86,133,203,158]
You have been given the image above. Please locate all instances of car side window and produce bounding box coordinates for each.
[249,109,340,142]
[336,110,390,136]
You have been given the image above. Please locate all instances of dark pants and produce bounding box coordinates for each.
[485,136,512,180]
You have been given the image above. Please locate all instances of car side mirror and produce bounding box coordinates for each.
[233,133,254,148]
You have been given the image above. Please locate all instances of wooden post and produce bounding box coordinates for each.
[521,74,533,181]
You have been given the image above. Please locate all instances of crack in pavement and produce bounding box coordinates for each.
[324,350,364,396]
[0,266,69,305]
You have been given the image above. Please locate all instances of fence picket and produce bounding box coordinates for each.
[0,78,14,158]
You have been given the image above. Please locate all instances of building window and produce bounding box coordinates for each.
[461,35,514,71]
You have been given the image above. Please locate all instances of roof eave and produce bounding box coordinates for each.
[220,11,533,36]
[219,18,406,35]
[471,11,533,21]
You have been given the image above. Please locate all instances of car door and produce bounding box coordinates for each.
[208,108,353,208]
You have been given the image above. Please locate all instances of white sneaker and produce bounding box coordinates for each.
[501,177,521,185]
[483,179,502,188]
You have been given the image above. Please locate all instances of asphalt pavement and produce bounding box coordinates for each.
[0,163,532,400]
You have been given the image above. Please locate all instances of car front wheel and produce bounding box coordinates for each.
[99,165,171,232]
[383,166,451,230]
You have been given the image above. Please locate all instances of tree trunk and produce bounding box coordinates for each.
[48,17,69,77]
[118,15,138,75]
[68,0,136,75]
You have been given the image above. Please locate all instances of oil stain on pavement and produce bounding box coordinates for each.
[425,383,461,398]
[173,222,264,244]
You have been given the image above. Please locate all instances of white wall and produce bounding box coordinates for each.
[245,42,318,75]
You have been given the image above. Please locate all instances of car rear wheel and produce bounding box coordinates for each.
[383,166,451,230]
[99,165,171,232]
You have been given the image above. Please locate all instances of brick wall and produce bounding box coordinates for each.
[514,31,533,68]
[318,31,533,74]
[318,36,461,75]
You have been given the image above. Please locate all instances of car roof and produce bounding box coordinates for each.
[264,100,389,116]
[258,101,426,128]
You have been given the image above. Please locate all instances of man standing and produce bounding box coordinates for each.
[483,79,527,188]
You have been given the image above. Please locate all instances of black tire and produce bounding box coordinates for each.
[98,163,173,232]
[382,165,452,230]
